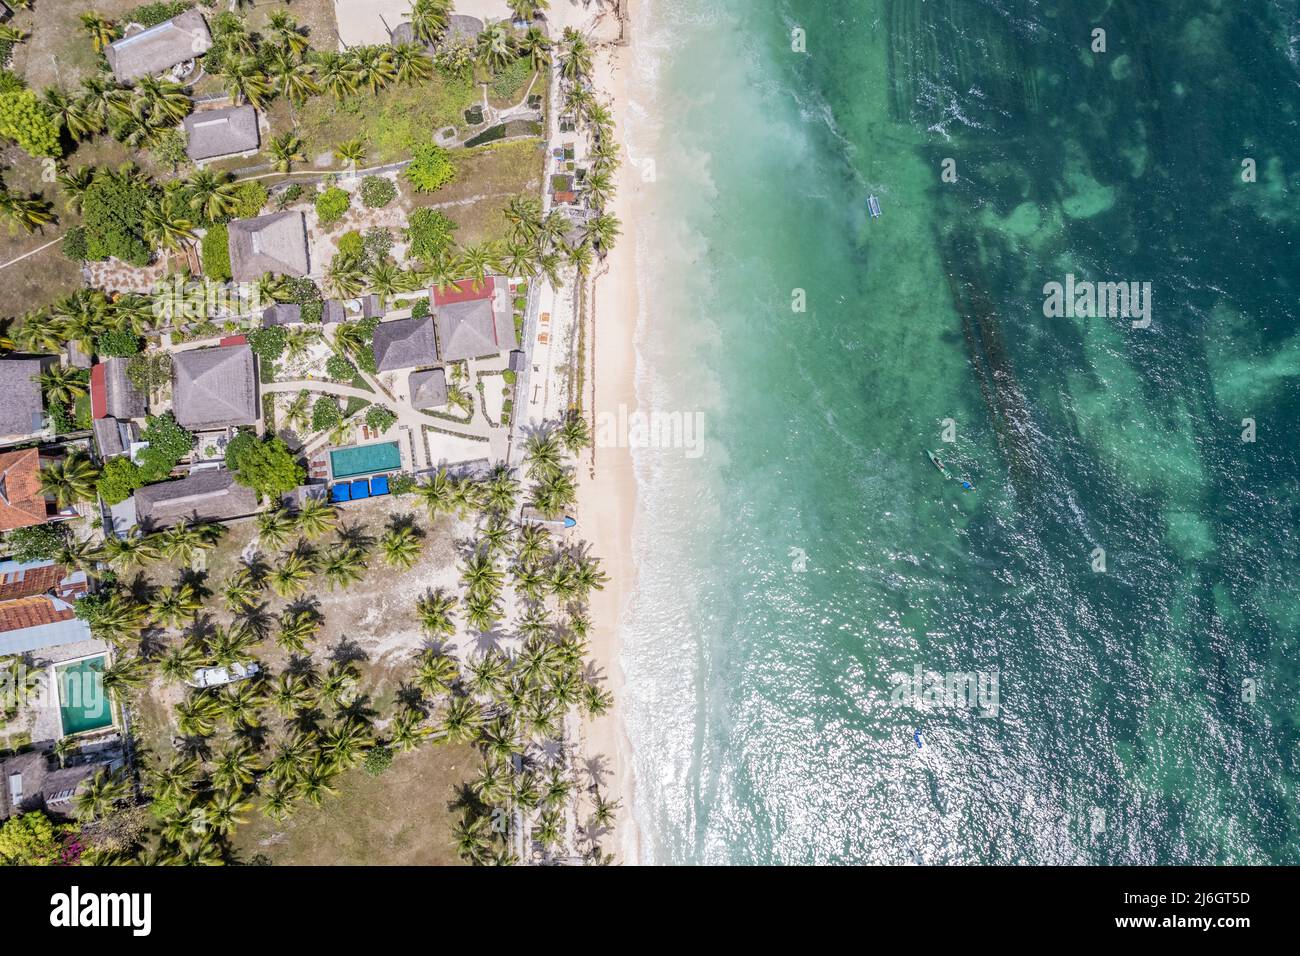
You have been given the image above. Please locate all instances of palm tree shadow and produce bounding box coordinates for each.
[469,625,509,655]
[583,753,611,790]
[328,639,368,665]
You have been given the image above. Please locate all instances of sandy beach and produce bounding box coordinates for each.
[573,0,644,865]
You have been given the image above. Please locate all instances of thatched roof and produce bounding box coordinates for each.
[373,317,437,372]
[0,358,46,440]
[103,357,146,420]
[93,418,138,459]
[105,9,212,82]
[184,105,260,162]
[172,345,259,430]
[262,303,302,327]
[227,212,310,282]
[321,300,346,324]
[134,469,259,528]
[390,15,483,50]
[435,299,500,362]
[408,368,448,409]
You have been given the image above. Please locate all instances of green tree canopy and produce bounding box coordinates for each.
[228,435,305,500]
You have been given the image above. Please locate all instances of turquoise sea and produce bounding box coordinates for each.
[621,0,1300,863]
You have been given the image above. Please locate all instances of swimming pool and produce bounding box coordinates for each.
[330,441,402,479]
[56,656,114,737]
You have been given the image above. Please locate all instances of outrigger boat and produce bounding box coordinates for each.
[867,194,883,219]
[926,449,975,492]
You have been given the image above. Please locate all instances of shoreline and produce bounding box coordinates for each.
[577,0,645,866]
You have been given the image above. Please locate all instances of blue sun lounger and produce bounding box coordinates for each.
[370,474,390,496]
[331,483,351,503]
[350,479,371,500]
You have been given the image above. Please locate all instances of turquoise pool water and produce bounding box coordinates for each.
[56,657,113,737]
[330,441,401,479]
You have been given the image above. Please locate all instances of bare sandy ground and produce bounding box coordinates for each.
[576,0,644,865]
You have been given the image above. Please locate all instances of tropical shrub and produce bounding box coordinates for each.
[403,143,456,193]
[229,180,269,219]
[200,223,232,280]
[94,329,141,358]
[360,176,397,209]
[61,227,88,262]
[4,525,66,563]
[315,186,350,228]
[411,299,430,319]
[312,396,342,431]
[405,208,458,263]
[96,457,146,506]
[0,89,62,158]
[81,169,156,266]
[337,230,364,260]
[325,354,355,381]
[0,812,74,866]
[128,2,191,27]
[363,745,393,776]
[227,435,304,499]
[363,227,393,264]
[248,326,287,362]
[276,182,304,208]
[365,405,397,431]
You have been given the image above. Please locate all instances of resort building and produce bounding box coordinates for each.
[132,469,259,528]
[183,105,261,164]
[408,368,449,409]
[0,357,50,445]
[432,278,515,362]
[89,357,147,459]
[322,300,347,324]
[0,560,92,657]
[0,449,78,532]
[171,344,260,431]
[104,9,213,83]
[372,316,438,373]
[262,303,302,327]
[227,211,311,282]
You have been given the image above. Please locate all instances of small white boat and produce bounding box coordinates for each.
[867,194,883,218]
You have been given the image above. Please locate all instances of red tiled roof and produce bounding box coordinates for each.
[0,595,76,633]
[0,448,50,532]
[553,192,577,204]
[219,335,248,346]
[432,277,495,306]
[0,563,68,601]
[90,363,108,420]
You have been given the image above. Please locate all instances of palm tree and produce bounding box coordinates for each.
[80,12,118,53]
[464,592,502,633]
[295,498,338,540]
[452,812,492,862]
[267,51,319,120]
[221,571,260,613]
[414,469,456,519]
[150,584,202,629]
[460,550,505,599]
[256,508,297,550]
[559,27,594,82]
[326,255,366,299]
[388,708,430,753]
[183,169,241,224]
[101,531,161,571]
[176,691,224,738]
[379,525,422,570]
[334,137,367,173]
[0,189,57,234]
[558,410,592,452]
[352,46,398,94]
[267,9,311,58]
[221,55,273,109]
[410,0,453,46]
[517,26,551,72]
[392,43,434,83]
[476,21,517,72]
[523,431,564,481]
[142,194,197,255]
[269,131,307,174]
[75,769,131,822]
[212,746,261,792]
[583,681,614,718]
[134,76,192,125]
[39,363,88,406]
[160,641,206,685]
[39,451,99,507]
[321,545,365,590]
[314,52,361,101]
[277,608,320,653]
[270,552,313,598]
[532,468,578,519]
[456,242,499,291]
[55,165,96,214]
[440,696,483,745]
[416,590,457,638]
[415,651,458,697]
[101,654,149,703]
[43,89,98,142]
[508,0,550,21]
[586,212,622,254]
[206,788,253,835]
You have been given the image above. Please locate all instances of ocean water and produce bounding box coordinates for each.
[620,0,1300,864]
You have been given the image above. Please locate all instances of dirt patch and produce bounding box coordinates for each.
[404,138,546,247]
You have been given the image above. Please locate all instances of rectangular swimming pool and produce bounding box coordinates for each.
[56,656,114,737]
[330,441,402,480]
